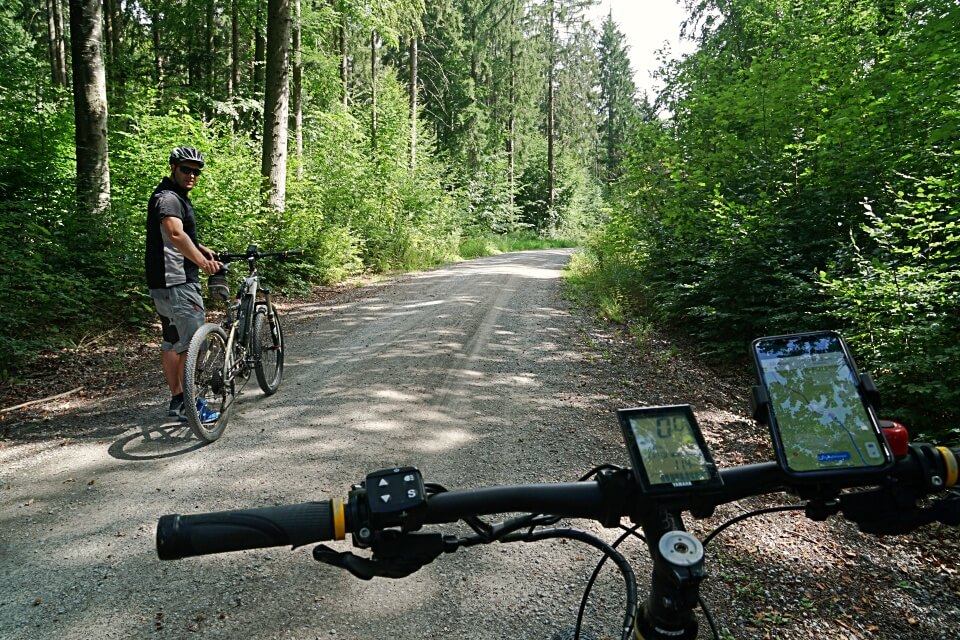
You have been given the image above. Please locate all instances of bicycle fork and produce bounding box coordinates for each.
[260,290,281,351]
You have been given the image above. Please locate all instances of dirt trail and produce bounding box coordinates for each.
[1,249,957,640]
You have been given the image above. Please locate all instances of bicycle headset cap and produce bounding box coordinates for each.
[169,146,205,168]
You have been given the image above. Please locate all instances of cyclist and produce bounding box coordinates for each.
[145,146,222,423]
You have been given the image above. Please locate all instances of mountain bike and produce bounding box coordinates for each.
[181,245,302,442]
[158,331,960,638]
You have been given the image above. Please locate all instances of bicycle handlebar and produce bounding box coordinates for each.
[156,442,959,639]
[157,501,340,560]
[216,246,304,264]
[157,444,960,561]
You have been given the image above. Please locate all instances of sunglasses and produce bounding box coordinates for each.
[178,165,202,177]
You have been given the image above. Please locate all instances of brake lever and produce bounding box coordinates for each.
[313,531,455,580]
[837,487,960,535]
[856,494,960,535]
[313,545,414,580]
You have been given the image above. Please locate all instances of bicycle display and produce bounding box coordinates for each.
[181,245,302,442]
[617,405,723,497]
[158,332,960,639]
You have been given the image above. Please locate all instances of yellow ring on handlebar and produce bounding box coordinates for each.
[937,447,959,487]
[332,498,346,540]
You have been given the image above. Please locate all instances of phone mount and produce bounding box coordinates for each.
[749,372,880,424]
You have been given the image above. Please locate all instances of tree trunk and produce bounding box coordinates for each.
[370,30,377,150]
[339,7,348,108]
[230,0,240,98]
[409,36,418,172]
[53,0,69,86]
[108,0,122,66]
[292,0,303,177]
[47,0,68,87]
[68,0,111,216]
[507,2,517,212]
[151,8,163,89]
[205,0,215,110]
[102,0,125,110]
[546,0,556,212]
[47,0,59,84]
[254,3,266,96]
[261,0,290,212]
[102,0,115,67]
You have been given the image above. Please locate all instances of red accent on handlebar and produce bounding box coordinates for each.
[880,420,910,458]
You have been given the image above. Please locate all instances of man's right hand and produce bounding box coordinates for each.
[200,258,223,275]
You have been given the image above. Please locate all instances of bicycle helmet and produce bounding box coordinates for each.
[169,146,205,168]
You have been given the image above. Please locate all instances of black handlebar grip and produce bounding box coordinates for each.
[157,501,338,560]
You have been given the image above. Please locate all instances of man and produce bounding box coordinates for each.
[145,146,222,422]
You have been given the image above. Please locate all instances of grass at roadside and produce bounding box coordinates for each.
[564,250,641,322]
[564,249,668,356]
[458,232,579,259]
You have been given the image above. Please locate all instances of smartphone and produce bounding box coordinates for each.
[751,331,893,480]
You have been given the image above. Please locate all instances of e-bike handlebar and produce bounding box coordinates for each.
[216,247,304,264]
[157,501,340,560]
[157,443,959,561]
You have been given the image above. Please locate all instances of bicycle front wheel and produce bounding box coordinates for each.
[183,323,234,442]
[253,305,284,395]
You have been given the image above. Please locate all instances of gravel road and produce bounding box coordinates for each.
[1,249,958,640]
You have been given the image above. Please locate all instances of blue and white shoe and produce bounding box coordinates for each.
[179,398,220,424]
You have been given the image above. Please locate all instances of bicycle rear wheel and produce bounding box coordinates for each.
[253,305,284,395]
[183,323,234,442]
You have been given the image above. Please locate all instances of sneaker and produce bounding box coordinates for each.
[178,398,220,424]
[167,397,184,417]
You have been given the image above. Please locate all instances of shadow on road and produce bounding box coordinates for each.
[107,422,209,461]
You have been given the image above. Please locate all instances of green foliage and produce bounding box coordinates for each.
[461,153,524,235]
[0,6,88,371]
[1,0,624,379]
[591,0,959,438]
[597,13,640,188]
[458,231,578,259]
[516,136,607,237]
[820,193,960,441]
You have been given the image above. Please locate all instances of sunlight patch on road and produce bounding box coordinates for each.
[413,428,476,452]
[449,369,484,379]
[401,300,445,309]
[460,264,564,280]
[412,264,563,281]
[353,419,405,433]
[506,374,538,386]
[373,389,422,402]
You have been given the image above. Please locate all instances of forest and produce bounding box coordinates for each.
[1,0,957,440]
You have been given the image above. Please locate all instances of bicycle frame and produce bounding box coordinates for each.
[180,245,298,442]
[222,256,277,394]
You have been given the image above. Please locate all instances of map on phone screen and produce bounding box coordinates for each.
[756,334,887,472]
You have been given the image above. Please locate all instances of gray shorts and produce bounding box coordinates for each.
[150,282,206,353]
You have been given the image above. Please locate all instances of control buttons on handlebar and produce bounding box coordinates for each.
[364,467,428,530]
